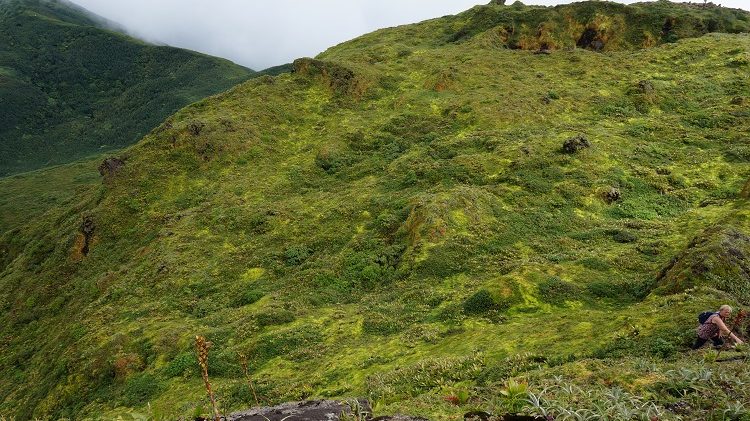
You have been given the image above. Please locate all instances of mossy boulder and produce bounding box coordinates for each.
[654,224,750,302]
[97,157,125,179]
[562,134,591,154]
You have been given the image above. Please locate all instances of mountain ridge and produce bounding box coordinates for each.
[0,0,256,176]
[1,1,750,419]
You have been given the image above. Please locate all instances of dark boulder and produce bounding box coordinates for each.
[227,399,371,421]
[98,157,125,178]
[577,27,605,51]
[603,187,621,203]
[662,17,676,37]
[187,120,205,136]
[562,134,591,154]
[80,216,95,256]
[636,80,654,94]
[463,412,546,421]
[464,411,492,420]
[630,80,657,110]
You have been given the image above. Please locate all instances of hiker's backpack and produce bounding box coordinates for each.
[698,311,717,324]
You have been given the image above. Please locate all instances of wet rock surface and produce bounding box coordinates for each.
[226,399,547,421]
[464,414,546,421]
[227,399,371,421]
[464,411,492,421]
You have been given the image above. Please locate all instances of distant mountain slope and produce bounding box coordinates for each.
[318,0,750,63]
[1,1,750,420]
[0,0,116,27]
[0,0,255,176]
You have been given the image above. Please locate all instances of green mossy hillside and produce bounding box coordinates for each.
[1,1,750,419]
[0,0,256,176]
[655,210,750,302]
[317,0,750,64]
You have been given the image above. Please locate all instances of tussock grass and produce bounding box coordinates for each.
[1,1,750,419]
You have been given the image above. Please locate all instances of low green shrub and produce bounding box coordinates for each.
[256,307,296,327]
[122,373,163,406]
[231,289,264,308]
[537,277,581,305]
[252,325,322,362]
[284,245,312,266]
[418,241,473,278]
[609,229,638,243]
[309,271,360,303]
[586,279,652,301]
[592,336,639,359]
[649,337,677,358]
[362,312,406,336]
[315,145,355,174]
[476,353,546,386]
[463,289,497,315]
[366,354,484,401]
[341,242,404,290]
[163,352,196,378]
[579,257,612,271]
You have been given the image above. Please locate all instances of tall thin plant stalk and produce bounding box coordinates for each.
[196,335,221,421]
[239,353,259,406]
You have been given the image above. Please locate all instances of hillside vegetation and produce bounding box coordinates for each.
[0,0,256,176]
[1,1,750,419]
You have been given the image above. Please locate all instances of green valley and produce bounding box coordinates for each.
[1,1,750,420]
[0,0,256,176]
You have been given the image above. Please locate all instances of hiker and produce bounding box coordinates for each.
[692,305,745,349]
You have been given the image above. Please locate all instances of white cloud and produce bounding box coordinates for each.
[70,0,750,70]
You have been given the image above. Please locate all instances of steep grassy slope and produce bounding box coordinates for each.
[0,153,101,235]
[0,0,255,176]
[1,1,750,419]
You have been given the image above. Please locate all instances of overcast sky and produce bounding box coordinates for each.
[70,0,749,71]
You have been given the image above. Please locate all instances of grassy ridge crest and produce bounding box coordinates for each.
[1,1,750,419]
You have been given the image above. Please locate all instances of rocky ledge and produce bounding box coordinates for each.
[221,399,545,421]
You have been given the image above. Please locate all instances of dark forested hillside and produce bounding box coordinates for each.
[1,1,750,419]
[0,0,255,176]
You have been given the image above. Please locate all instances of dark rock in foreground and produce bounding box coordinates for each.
[225,399,548,421]
[227,399,371,421]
